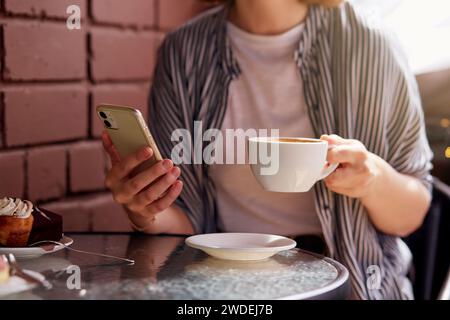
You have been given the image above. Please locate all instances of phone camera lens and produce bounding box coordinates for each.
[104,120,112,128]
[99,111,107,119]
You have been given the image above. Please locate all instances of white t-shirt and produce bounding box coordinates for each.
[208,22,322,236]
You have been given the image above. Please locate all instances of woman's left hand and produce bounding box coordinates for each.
[320,134,381,199]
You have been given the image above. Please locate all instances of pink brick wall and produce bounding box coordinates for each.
[0,0,209,232]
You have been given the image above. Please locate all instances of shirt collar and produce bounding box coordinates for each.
[215,4,330,77]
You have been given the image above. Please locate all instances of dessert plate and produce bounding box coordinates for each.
[0,236,73,259]
[185,233,296,261]
[0,270,44,297]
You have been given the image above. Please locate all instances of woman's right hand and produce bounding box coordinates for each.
[101,131,183,225]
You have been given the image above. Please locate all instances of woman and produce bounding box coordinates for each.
[102,0,433,299]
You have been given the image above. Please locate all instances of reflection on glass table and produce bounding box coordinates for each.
[3,234,349,300]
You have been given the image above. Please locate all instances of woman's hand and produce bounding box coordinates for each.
[320,134,430,236]
[320,134,380,199]
[101,131,183,225]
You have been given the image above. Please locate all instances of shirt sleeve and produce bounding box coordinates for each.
[385,35,434,192]
[147,35,207,233]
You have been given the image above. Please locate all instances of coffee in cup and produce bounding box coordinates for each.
[248,137,337,192]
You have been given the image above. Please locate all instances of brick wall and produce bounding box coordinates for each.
[0,0,209,232]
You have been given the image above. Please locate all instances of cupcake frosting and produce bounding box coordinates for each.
[0,197,33,219]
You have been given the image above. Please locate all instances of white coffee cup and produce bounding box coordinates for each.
[248,137,338,192]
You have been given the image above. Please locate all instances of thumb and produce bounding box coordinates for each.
[320,134,346,146]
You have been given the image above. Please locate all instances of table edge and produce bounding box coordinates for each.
[277,249,350,300]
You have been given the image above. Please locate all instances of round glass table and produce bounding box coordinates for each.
[3,234,350,300]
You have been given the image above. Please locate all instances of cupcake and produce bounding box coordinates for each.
[0,198,34,247]
[0,197,63,247]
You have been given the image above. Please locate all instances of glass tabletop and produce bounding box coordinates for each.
[4,233,349,300]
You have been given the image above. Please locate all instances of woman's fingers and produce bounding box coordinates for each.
[326,144,367,165]
[111,146,153,181]
[122,160,174,199]
[321,135,368,165]
[105,147,153,197]
[325,183,358,198]
[320,134,346,146]
[320,135,377,198]
[326,166,357,187]
[105,152,184,218]
[102,131,121,165]
[101,128,184,218]
[321,134,357,165]
[325,164,372,191]
[144,181,183,216]
[131,167,180,210]
[101,130,112,148]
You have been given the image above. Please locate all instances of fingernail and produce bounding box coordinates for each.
[174,180,183,189]
[163,159,173,170]
[171,166,180,177]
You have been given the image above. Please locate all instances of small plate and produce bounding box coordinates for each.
[186,233,296,261]
[0,236,73,259]
[0,270,44,297]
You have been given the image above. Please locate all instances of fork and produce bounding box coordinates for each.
[6,254,52,290]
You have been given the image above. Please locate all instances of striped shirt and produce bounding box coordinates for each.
[148,2,433,299]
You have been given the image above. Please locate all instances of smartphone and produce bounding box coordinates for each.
[96,104,163,175]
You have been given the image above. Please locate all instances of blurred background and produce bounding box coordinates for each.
[0,0,449,233]
[0,0,211,232]
[351,0,450,184]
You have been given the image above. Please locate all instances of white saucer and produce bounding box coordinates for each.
[0,236,73,259]
[185,233,296,261]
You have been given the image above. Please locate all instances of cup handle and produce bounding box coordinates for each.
[318,143,338,180]
[318,162,338,180]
